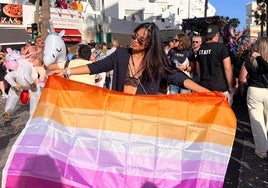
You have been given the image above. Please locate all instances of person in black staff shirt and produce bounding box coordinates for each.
[196,24,234,105]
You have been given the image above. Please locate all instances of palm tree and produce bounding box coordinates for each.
[41,0,51,39]
[256,0,268,36]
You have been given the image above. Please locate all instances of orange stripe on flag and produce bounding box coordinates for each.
[34,102,235,146]
[33,76,236,146]
[39,76,235,128]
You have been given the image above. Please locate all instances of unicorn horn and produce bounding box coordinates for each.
[49,20,55,34]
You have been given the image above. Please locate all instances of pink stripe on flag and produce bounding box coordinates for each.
[7,153,227,187]
[6,175,74,188]
[6,174,223,188]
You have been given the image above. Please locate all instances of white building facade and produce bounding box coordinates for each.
[96,0,216,30]
[87,0,216,44]
[0,0,216,46]
[246,1,261,38]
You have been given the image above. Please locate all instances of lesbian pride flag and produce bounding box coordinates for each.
[2,76,236,188]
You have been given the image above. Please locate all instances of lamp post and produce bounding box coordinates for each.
[204,0,208,18]
[101,0,106,43]
[188,0,190,18]
[32,0,40,39]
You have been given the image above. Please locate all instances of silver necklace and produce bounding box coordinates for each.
[130,55,147,95]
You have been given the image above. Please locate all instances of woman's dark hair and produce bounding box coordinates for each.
[133,22,172,81]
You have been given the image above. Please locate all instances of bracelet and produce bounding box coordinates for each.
[64,67,71,78]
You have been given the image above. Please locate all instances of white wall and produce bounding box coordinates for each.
[104,0,119,19]
[106,17,139,34]
[0,0,217,42]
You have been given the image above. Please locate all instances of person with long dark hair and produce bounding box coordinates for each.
[50,22,209,94]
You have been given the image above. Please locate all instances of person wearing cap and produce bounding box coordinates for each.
[196,24,234,105]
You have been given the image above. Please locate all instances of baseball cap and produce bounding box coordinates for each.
[206,25,219,38]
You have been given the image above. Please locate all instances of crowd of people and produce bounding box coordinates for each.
[0,22,268,159]
[55,0,83,11]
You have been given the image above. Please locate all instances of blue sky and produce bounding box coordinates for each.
[209,0,252,31]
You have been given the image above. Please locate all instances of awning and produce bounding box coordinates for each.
[54,28,82,42]
[0,28,32,46]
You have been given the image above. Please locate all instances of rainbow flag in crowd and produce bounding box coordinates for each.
[2,76,236,188]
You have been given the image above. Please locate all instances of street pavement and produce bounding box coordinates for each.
[224,99,268,188]
[0,96,268,188]
[0,97,29,187]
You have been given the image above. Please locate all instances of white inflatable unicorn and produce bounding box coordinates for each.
[43,23,67,67]
[2,48,43,123]
[2,21,67,123]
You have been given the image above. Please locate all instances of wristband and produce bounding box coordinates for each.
[64,67,71,78]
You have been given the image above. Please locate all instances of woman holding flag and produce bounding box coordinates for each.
[51,22,209,94]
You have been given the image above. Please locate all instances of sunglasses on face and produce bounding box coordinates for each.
[131,33,145,45]
[173,39,179,42]
[192,41,200,44]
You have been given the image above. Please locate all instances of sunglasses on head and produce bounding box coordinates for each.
[131,33,145,45]
[192,41,199,44]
